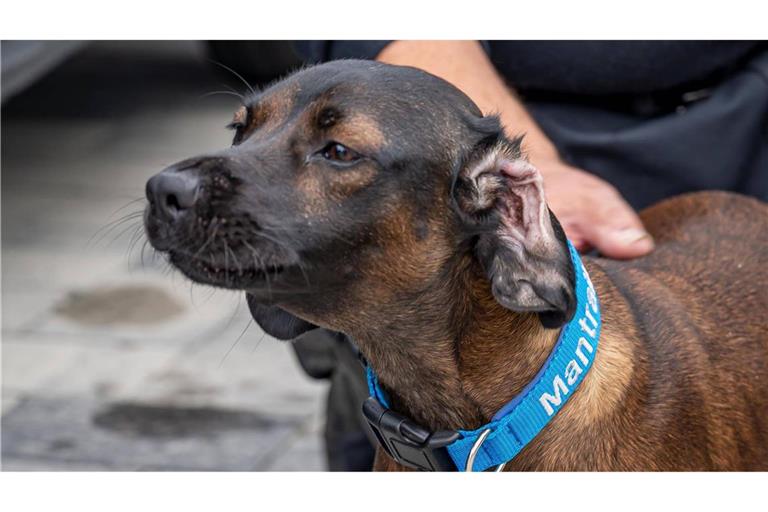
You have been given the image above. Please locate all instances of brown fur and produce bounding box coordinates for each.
[146,61,768,471]
[370,192,768,471]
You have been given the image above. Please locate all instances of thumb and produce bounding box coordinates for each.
[579,203,654,259]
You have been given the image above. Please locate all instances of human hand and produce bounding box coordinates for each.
[532,156,654,259]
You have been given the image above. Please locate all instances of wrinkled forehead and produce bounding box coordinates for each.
[238,61,484,141]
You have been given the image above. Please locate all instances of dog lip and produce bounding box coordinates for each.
[168,250,288,289]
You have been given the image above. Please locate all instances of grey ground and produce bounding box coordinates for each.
[1,41,329,470]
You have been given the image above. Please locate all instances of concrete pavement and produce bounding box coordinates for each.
[1,41,329,470]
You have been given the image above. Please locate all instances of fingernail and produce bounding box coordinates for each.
[615,228,654,248]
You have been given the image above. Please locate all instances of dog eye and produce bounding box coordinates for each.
[226,121,246,145]
[226,106,252,145]
[321,142,360,163]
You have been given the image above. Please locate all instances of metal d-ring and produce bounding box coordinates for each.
[465,428,508,472]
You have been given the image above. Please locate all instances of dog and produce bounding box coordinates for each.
[144,60,768,470]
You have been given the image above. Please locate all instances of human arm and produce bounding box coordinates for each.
[378,40,654,258]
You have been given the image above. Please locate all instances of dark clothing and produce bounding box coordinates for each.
[526,49,768,209]
[288,41,768,470]
[297,41,768,208]
[488,41,762,96]
[291,330,376,471]
[300,41,762,95]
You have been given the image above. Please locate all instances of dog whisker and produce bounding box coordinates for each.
[250,330,267,354]
[89,210,145,247]
[140,239,150,267]
[219,317,254,367]
[246,231,310,288]
[126,224,147,261]
[208,59,256,96]
[193,220,220,259]
[107,219,144,248]
[242,240,276,299]
[107,197,146,218]
[220,293,243,334]
[257,252,273,301]
[220,82,246,99]
[295,261,312,290]
[199,90,246,103]
[225,243,243,275]
[201,284,218,305]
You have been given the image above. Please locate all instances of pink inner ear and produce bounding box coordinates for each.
[498,159,540,181]
[495,159,553,248]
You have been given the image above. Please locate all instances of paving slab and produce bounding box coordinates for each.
[2,41,332,471]
[1,396,311,470]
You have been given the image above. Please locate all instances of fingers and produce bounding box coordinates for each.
[543,166,654,260]
[578,198,654,259]
[584,223,654,259]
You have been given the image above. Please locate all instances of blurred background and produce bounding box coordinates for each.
[0,40,332,470]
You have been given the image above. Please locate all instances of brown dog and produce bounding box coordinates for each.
[144,60,768,470]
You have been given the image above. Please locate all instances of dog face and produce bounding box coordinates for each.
[144,60,575,336]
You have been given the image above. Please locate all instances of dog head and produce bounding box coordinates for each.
[144,60,575,337]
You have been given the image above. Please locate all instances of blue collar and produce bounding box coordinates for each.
[364,240,601,471]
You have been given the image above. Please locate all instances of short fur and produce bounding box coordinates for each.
[145,60,768,471]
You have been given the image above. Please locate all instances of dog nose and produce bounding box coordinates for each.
[146,170,201,219]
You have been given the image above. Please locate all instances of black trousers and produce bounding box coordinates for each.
[291,330,375,471]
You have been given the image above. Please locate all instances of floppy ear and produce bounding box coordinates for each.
[245,293,319,340]
[453,137,576,328]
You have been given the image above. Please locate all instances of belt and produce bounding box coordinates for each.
[520,83,714,117]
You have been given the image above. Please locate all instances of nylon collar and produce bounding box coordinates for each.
[364,240,601,471]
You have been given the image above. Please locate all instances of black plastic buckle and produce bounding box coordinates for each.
[362,397,459,471]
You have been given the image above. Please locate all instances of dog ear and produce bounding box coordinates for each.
[452,137,576,328]
[245,293,319,340]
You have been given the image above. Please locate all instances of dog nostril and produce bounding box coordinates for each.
[165,193,182,213]
[146,170,201,219]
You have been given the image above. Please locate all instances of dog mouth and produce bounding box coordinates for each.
[144,205,299,291]
[167,250,288,290]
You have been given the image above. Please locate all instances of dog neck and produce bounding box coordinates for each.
[347,256,561,433]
